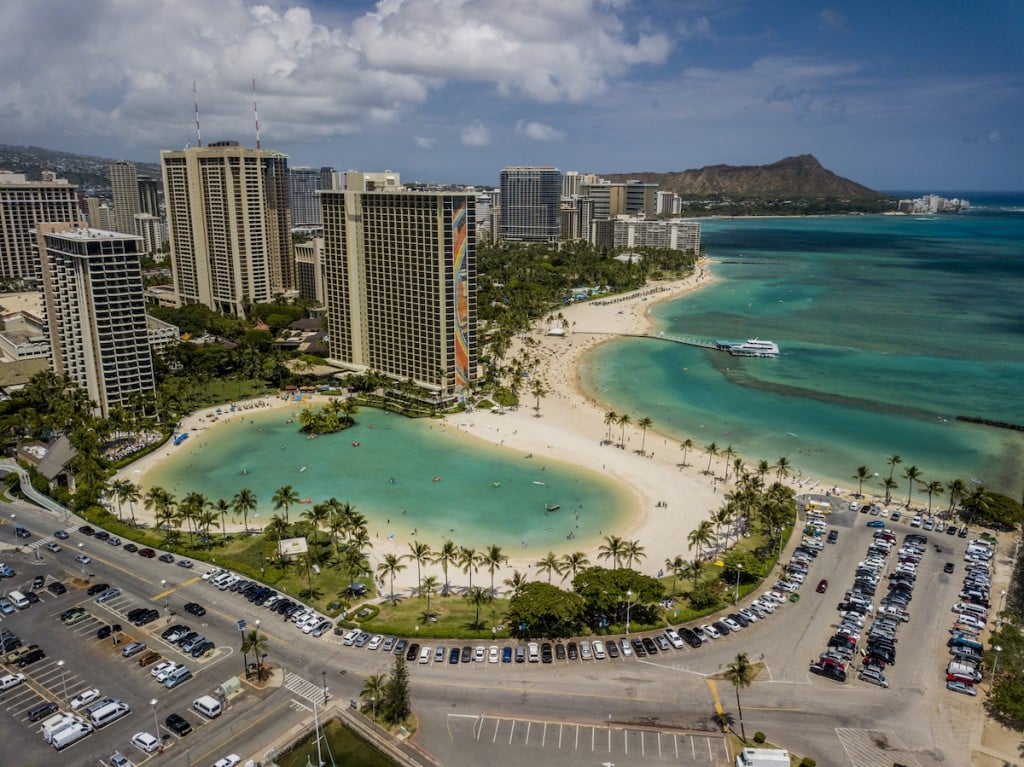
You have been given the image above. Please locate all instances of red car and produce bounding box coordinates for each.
[816,579,829,593]
[138,547,156,558]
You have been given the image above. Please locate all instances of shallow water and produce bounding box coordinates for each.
[580,197,1024,497]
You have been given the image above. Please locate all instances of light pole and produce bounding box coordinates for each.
[253,619,262,680]
[734,563,743,605]
[992,645,1003,683]
[321,670,329,703]
[150,698,159,739]
[625,589,633,636]
[57,660,68,704]
[238,622,248,678]
[370,696,376,722]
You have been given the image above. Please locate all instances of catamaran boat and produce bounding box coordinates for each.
[723,338,780,357]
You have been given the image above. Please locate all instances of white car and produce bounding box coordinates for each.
[579,640,592,660]
[69,688,101,710]
[619,637,633,656]
[488,645,499,663]
[212,755,241,767]
[723,618,742,633]
[591,640,606,660]
[75,554,91,565]
[474,646,486,662]
[765,590,786,604]
[738,608,759,623]
[131,732,160,753]
[202,568,221,580]
[367,634,384,651]
[664,629,684,649]
[418,646,432,664]
[156,663,186,683]
[699,624,720,639]
[150,661,176,678]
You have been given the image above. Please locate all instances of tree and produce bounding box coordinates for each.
[381,655,411,725]
[530,379,547,416]
[301,502,330,544]
[378,553,406,606]
[756,459,771,483]
[406,540,432,595]
[617,413,632,448]
[420,575,439,618]
[665,555,686,597]
[213,499,231,541]
[880,476,898,506]
[852,466,870,497]
[679,438,695,468]
[272,485,301,524]
[481,544,508,597]
[560,551,590,584]
[435,539,459,596]
[603,411,618,444]
[947,477,966,515]
[458,546,481,591]
[506,581,587,639]
[902,465,922,507]
[886,454,903,482]
[724,652,755,742]
[924,480,944,513]
[689,579,723,610]
[623,539,646,569]
[597,534,625,569]
[687,520,715,568]
[503,569,528,599]
[536,551,563,584]
[464,586,490,630]
[232,488,258,534]
[720,445,736,480]
[704,442,719,475]
[360,673,386,720]
[241,627,269,681]
[637,416,653,454]
[774,456,791,481]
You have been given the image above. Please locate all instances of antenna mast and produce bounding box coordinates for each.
[253,78,261,151]
[193,81,203,148]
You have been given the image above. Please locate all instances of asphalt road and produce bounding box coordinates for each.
[0,496,993,767]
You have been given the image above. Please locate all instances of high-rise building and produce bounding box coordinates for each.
[0,171,82,282]
[109,160,141,235]
[581,180,658,221]
[320,166,341,191]
[592,216,701,252]
[321,190,477,398]
[288,166,322,226]
[160,141,292,316]
[294,237,324,304]
[137,175,160,217]
[133,213,164,256]
[37,224,155,417]
[498,166,561,242]
[344,169,402,192]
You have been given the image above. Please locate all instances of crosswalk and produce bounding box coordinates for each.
[284,671,328,707]
[25,527,76,550]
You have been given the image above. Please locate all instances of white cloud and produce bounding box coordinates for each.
[413,135,436,149]
[818,9,848,31]
[460,120,491,147]
[515,120,566,141]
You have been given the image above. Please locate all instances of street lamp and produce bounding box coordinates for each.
[734,563,744,605]
[321,670,329,703]
[57,660,68,704]
[625,589,633,636]
[150,698,159,739]
[992,645,1003,684]
[370,696,376,721]
[253,619,262,680]
[238,622,248,678]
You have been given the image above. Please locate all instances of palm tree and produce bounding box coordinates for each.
[881,476,898,506]
[679,438,695,468]
[886,454,903,482]
[723,652,755,741]
[617,413,632,448]
[947,477,966,515]
[242,628,270,681]
[481,544,508,597]
[623,539,646,569]
[503,569,528,598]
[774,456,791,481]
[420,575,439,617]
[406,541,433,595]
[720,445,736,480]
[272,485,301,524]
[560,551,590,584]
[665,555,686,597]
[232,488,258,534]
[360,674,387,719]
[917,480,941,513]
[536,551,563,584]
[122,481,140,526]
[435,540,459,596]
[108,478,129,522]
[213,499,231,540]
[756,459,771,483]
[687,519,715,568]
[464,586,490,630]
[378,553,406,606]
[458,547,481,591]
[852,466,870,498]
[704,442,719,475]
[902,465,922,507]
[301,502,330,544]
[597,534,625,569]
[637,416,653,455]
[530,379,547,415]
[603,411,618,444]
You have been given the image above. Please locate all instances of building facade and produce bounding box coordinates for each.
[321,191,477,398]
[592,216,701,252]
[109,160,141,235]
[161,141,292,316]
[0,171,82,282]
[288,166,322,226]
[37,225,155,417]
[498,166,561,242]
[137,175,160,217]
[133,213,164,255]
[294,237,324,304]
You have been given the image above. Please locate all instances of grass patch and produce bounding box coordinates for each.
[367,594,512,640]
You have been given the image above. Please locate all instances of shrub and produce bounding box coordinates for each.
[752,731,766,744]
[799,758,816,767]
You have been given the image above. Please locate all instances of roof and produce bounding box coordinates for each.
[36,434,77,481]
[289,318,322,331]
[0,358,49,389]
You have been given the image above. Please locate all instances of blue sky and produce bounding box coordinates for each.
[1,1,1021,190]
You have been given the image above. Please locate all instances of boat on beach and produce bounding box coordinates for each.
[545,504,561,512]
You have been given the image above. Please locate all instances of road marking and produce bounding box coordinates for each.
[506,719,513,744]
[283,671,326,706]
[151,576,200,602]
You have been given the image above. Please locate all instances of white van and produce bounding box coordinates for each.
[947,661,982,681]
[8,590,30,609]
[193,695,222,719]
[89,701,131,728]
[40,712,76,743]
[50,719,92,750]
[953,602,988,618]
[966,544,993,559]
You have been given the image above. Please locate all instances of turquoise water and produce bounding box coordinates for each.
[581,197,1024,497]
[143,407,629,552]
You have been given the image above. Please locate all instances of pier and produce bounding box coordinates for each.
[575,331,742,353]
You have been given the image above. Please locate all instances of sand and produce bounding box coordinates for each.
[119,259,853,596]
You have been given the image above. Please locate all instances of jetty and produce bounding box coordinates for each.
[575,331,773,355]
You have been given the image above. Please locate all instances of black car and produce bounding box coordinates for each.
[554,642,566,660]
[460,645,472,663]
[17,648,46,667]
[94,531,110,541]
[728,612,749,628]
[78,525,95,536]
[642,636,658,655]
[827,529,839,543]
[405,643,420,661]
[134,609,159,626]
[127,607,147,622]
[606,640,620,658]
[166,712,193,736]
[809,661,847,682]
[946,525,958,536]
[712,620,732,636]
[448,647,461,664]
[87,582,110,596]
[97,625,115,639]
[191,641,215,658]
[24,591,39,604]
[184,602,207,617]
[566,642,578,660]
[631,638,646,657]
[123,543,139,553]
[159,553,175,563]
[679,627,703,648]
[27,701,59,722]
[541,642,553,663]
[32,575,45,589]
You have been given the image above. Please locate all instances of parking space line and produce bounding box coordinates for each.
[494,717,501,743]
[706,735,713,760]
[541,721,546,747]
[623,727,628,755]
[674,733,679,759]
[557,722,562,749]
[506,719,514,744]
[524,720,531,745]
[691,735,696,759]
[574,724,579,750]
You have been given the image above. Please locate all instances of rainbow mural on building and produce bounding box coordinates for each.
[452,199,471,389]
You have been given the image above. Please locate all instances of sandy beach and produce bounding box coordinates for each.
[119,259,856,596]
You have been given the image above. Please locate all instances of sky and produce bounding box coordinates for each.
[1,0,1022,191]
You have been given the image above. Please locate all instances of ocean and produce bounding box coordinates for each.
[579,193,1024,500]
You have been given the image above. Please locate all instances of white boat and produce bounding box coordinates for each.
[721,338,779,357]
